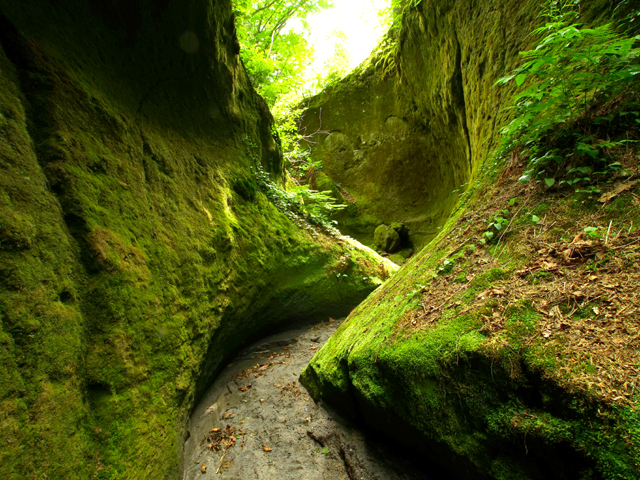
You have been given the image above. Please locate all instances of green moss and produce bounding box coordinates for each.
[299,2,640,477]
[0,4,398,478]
[232,177,258,201]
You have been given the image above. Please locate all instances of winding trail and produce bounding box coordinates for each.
[182,319,431,480]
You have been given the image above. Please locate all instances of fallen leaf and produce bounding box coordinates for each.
[238,387,247,392]
[262,445,272,452]
[201,464,207,473]
[210,428,221,433]
[223,412,234,420]
[259,398,265,403]
[310,346,318,350]
[598,180,638,203]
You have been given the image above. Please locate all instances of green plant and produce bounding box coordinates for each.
[575,185,601,195]
[251,160,345,229]
[436,258,455,276]
[481,210,510,243]
[583,226,604,238]
[497,0,640,186]
[294,184,346,219]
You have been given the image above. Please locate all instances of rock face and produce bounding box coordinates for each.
[298,0,613,249]
[0,1,395,478]
[300,1,640,479]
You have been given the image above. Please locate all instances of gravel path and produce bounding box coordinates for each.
[182,319,431,480]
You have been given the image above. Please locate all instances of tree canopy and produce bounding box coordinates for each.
[234,0,332,107]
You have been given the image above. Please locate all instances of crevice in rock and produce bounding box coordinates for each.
[453,34,473,170]
[339,446,357,480]
[306,429,326,447]
[0,11,94,273]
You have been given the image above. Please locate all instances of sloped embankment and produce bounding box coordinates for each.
[0,1,395,478]
[301,0,640,478]
[303,160,640,479]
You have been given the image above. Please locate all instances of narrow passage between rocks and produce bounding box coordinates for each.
[183,319,432,480]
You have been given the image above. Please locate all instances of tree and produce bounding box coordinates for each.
[234,0,332,106]
[312,29,350,91]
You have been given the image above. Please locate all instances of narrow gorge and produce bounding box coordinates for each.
[1,0,639,479]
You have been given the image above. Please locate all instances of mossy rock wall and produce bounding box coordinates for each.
[0,1,396,478]
[299,0,614,248]
[300,0,638,479]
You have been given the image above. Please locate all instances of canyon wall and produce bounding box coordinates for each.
[0,1,394,477]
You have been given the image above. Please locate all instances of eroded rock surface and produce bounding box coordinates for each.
[0,1,395,478]
[298,0,614,249]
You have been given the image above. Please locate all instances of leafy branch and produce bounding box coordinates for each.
[496,0,640,187]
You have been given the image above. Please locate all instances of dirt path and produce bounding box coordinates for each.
[182,319,431,480]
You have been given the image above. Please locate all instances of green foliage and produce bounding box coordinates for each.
[379,0,421,33]
[252,161,345,228]
[583,225,605,238]
[310,29,352,92]
[270,103,323,180]
[481,209,510,243]
[497,0,640,186]
[234,0,331,106]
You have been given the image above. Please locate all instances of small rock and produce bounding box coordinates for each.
[374,225,401,253]
[310,335,321,343]
[374,222,409,253]
[389,254,405,265]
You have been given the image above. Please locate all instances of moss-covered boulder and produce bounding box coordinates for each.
[374,222,409,253]
[374,224,401,252]
[0,1,396,478]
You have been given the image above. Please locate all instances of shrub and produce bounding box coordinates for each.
[497,0,640,186]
